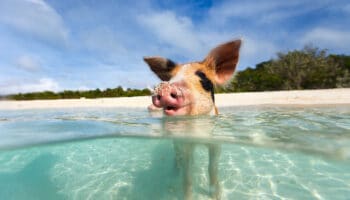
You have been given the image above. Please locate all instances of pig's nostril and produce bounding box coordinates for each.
[156,95,161,100]
[170,93,177,99]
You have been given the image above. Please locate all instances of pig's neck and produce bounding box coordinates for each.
[189,105,218,116]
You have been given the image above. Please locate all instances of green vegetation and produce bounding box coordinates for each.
[8,87,151,100]
[4,46,350,100]
[217,46,350,93]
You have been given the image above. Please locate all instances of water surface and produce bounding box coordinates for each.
[0,106,349,199]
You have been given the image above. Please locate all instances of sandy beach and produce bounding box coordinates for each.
[0,88,349,110]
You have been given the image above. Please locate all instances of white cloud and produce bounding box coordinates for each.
[301,28,350,51]
[208,0,330,24]
[0,0,68,45]
[138,11,204,56]
[138,8,279,70]
[0,78,60,95]
[16,55,42,72]
[241,37,277,59]
[345,4,350,13]
[209,1,282,19]
[80,26,127,55]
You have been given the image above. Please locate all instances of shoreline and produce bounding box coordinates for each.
[0,88,349,110]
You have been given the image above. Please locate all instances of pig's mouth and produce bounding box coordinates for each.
[163,103,190,116]
[165,105,177,111]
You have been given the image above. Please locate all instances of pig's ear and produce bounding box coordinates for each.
[143,56,177,81]
[203,39,241,85]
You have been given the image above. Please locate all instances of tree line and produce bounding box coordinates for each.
[4,45,350,100]
[217,45,350,92]
[7,87,151,100]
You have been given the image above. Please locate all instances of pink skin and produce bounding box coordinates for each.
[152,82,192,116]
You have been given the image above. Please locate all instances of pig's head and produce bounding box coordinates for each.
[144,39,241,116]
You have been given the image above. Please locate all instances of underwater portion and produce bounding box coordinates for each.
[0,106,349,199]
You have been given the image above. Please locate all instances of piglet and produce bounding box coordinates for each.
[144,39,241,200]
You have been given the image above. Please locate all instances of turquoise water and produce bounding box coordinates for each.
[0,106,349,199]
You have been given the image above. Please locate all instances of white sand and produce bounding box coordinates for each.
[0,88,349,110]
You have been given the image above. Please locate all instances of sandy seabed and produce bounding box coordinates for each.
[0,88,349,110]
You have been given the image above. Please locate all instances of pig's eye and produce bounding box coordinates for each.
[195,70,215,102]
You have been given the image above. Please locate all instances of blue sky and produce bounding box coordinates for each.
[0,0,349,94]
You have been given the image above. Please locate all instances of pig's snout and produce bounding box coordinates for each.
[152,82,184,109]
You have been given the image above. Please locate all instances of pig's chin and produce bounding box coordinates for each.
[163,104,190,116]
